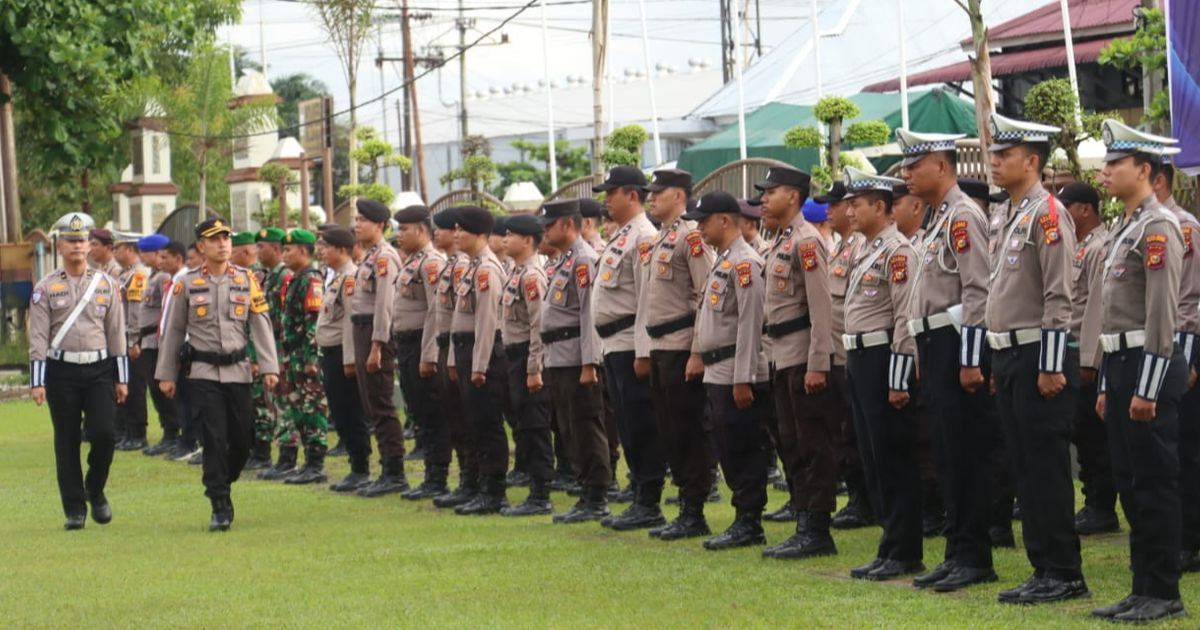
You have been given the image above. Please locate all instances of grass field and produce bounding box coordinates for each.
[1,399,1196,629]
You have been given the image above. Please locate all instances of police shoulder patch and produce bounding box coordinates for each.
[686,230,704,257]
[1038,213,1061,245]
[799,239,819,271]
[525,275,540,301]
[172,281,183,296]
[478,270,490,292]
[1146,233,1168,270]
[889,254,909,284]
[950,219,970,253]
[575,262,591,288]
[735,262,753,287]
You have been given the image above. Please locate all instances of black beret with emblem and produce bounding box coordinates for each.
[682,191,741,220]
[494,215,509,235]
[433,207,459,230]
[812,181,847,204]
[356,198,391,223]
[454,205,495,235]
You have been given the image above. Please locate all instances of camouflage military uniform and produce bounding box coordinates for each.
[263,262,293,446]
[247,262,275,462]
[282,263,329,461]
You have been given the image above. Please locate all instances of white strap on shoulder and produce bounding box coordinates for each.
[50,272,104,351]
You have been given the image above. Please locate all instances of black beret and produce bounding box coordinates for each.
[432,207,458,229]
[493,215,509,235]
[394,205,431,224]
[593,165,648,192]
[356,198,390,223]
[539,198,581,225]
[505,214,543,237]
[454,205,495,235]
[579,198,603,219]
[316,222,340,233]
[321,227,355,249]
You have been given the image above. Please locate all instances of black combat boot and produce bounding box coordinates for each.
[654,499,711,540]
[703,511,766,550]
[243,440,273,471]
[831,473,875,529]
[329,458,371,493]
[284,448,328,485]
[606,481,667,531]
[402,464,451,500]
[502,477,554,516]
[209,496,233,532]
[257,446,297,480]
[455,475,509,515]
[552,484,611,524]
[763,511,837,559]
[764,499,797,523]
[433,471,479,508]
[356,457,409,497]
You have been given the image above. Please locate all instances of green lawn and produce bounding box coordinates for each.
[0,399,1194,628]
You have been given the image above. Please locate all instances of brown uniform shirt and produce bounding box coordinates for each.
[764,212,834,372]
[451,247,505,372]
[985,181,1076,373]
[393,242,447,365]
[636,216,714,353]
[541,237,603,367]
[829,232,860,367]
[501,259,548,374]
[592,213,657,357]
[343,239,403,365]
[909,185,991,367]
[1099,194,1183,401]
[436,252,469,338]
[29,267,127,386]
[1068,225,1108,370]
[316,260,356,349]
[844,225,916,390]
[696,236,768,385]
[155,264,278,383]
[138,269,170,350]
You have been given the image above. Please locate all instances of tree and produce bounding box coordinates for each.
[600,125,648,168]
[495,139,590,197]
[1024,78,1084,179]
[272,73,330,133]
[339,126,410,205]
[957,0,996,157]
[784,97,888,189]
[440,134,497,194]
[1100,6,1168,128]
[1,0,240,229]
[311,0,377,197]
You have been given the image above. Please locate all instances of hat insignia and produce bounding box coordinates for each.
[69,215,83,230]
[1102,124,1114,146]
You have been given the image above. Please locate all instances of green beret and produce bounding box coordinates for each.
[255,227,286,243]
[232,231,256,247]
[285,229,317,245]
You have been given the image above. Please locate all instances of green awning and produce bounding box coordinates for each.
[677,89,979,180]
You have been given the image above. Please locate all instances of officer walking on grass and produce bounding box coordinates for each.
[156,218,279,531]
[30,212,129,530]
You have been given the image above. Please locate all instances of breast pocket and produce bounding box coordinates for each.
[550,277,569,306]
[769,259,794,296]
[597,259,621,288]
[654,253,674,281]
[1005,239,1025,270]
[189,293,211,319]
[230,291,249,321]
[707,278,730,312]
[400,280,416,299]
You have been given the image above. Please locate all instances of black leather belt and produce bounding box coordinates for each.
[699,345,737,365]
[436,333,450,350]
[541,326,581,344]
[393,329,423,344]
[504,341,531,360]
[351,314,373,325]
[139,324,158,337]
[596,314,636,339]
[452,331,501,347]
[763,314,811,339]
[190,346,248,367]
[646,313,695,339]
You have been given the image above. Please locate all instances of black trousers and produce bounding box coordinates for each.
[116,351,147,439]
[437,341,474,480]
[506,345,554,483]
[46,359,116,518]
[917,327,997,569]
[453,338,510,478]
[706,383,771,514]
[649,350,713,502]
[545,365,610,491]
[320,345,371,468]
[847,345,922,563]
[773,363,840,514]
[1103,347,1186,600]
[1074,377,1116,513]
[185,379,252,499]
[138,348,178,439]
[1177,368,1200,555]
[603,351,665,487]
[396,336,450,468]
[177,377,199,449]
[830,365,865,490]
[992,343,1082,580]
[352,323,405,459]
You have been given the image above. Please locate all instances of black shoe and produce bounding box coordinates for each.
[117,437,147,451]
[328,443,347,458]
[1016,577,1089,605]
[547,475,576,493]
[401,479,450,500]
[64,514,86,531]
[989,525,1016,548]
[433,485,479,508]
[566,482,584,497]
[766,465,783,484]
[922,511,946,538]
[655,503,711,541]
[187,449,205,465]
[1074,506,1120,535]
[143,438,177,456]
[243,456,272,471]
[164,444,191,460]
[831,500,874,529]
[506,470,531,487]
[1092,594,1144,619]
[850,557,885,580]
[552,500,610,524]
[703,514,765,551]
[608,483,636,503]
[665,494,681,505]
[209,497,232,532]
[329,472,371,493]
[998,574,1042,603]
[932,566,998,592]
[762,512,837,560]
[866,559,926,581]
[913,561,956,589]
[257,449,297,480]
[283,465,328,485]
[705,486,723,504]
[606,504,667,531]
[502,496,553,516]
[1112,597,1186,623]
[357,474,410,497]
[455,493,508,515]
[88,494,112,525]
[763,501,796,523]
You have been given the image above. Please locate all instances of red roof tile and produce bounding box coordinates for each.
[963,0,1138,47]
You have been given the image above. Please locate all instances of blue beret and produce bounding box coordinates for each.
[801,199,828,223]
[138,234,170,252]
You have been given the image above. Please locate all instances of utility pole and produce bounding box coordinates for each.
[402,0,428,199]
[719,0,731,83]
[378,21,390,188]
[457,0,470,142]
[0,73,19,242]
[592,0,608,176]
[396,99,408,189]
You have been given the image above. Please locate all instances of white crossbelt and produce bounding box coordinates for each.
[49,271,103,351]
[1099,330,1146,353]
[47,349,109,364]
[985,328,1040,350]
[907,311,956,337]
[843,330,891,350]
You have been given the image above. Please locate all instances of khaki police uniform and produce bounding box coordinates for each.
[318,259,371,476]
[116,260,150,443]
[502,258,554,488]
[138,267,179,441]
[436,251,474,489]
[1166,196,1200,563]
